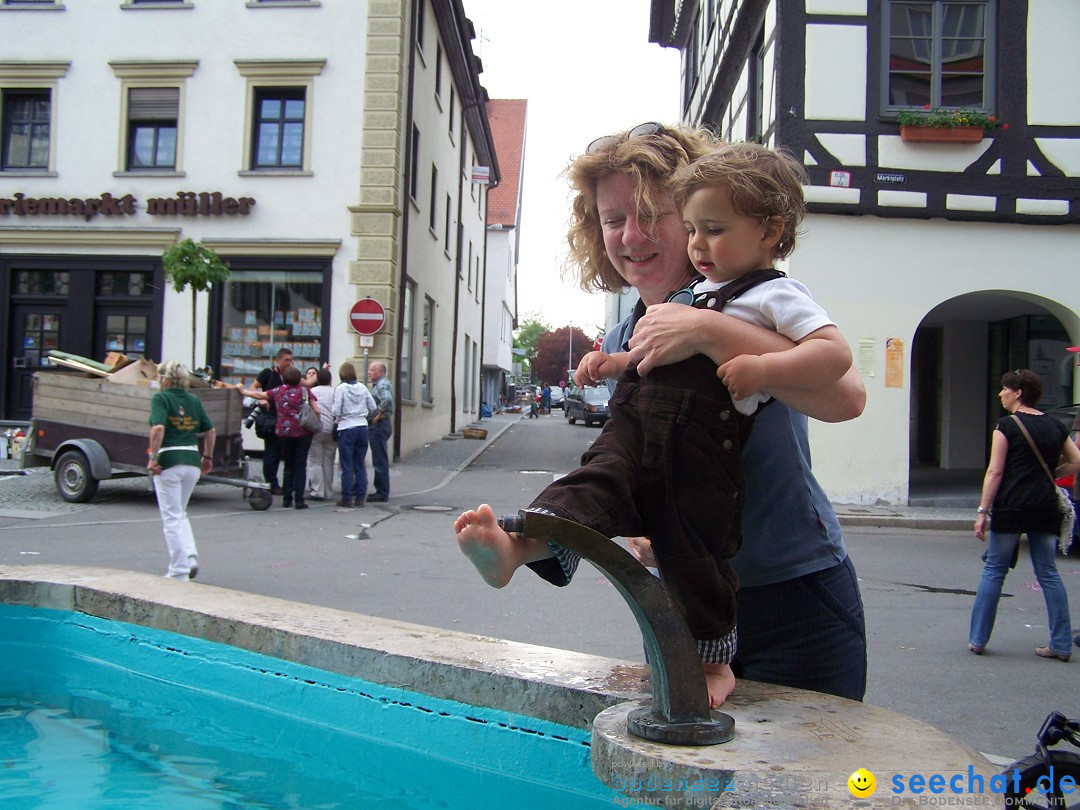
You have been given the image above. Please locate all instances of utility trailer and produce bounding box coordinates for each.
[21,372,272,510]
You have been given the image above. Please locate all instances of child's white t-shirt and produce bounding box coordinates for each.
[693,274,835,415]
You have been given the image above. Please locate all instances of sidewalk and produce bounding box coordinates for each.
[1,411,974,530]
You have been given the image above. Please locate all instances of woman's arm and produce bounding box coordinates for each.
[1055,433,1080,479]
[238,383,268,402]
[975,429,1008,540]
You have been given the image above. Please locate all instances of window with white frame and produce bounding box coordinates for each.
[429,164,438,231]
[0,61,68,172]
[421,296,434,403]
[235,59,324,173]
[110,61,196,174]
[882,0,994,113]
[463,332,471,411]
[409,125,420,201]
[1,90,49,169]
[127,88,178,169]
[401,280,414,400]
[444,192,451,253]
[435,43,442,101]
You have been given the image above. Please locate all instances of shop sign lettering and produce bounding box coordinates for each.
[0,191,256,222]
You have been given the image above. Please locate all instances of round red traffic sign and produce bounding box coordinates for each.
[349,298,386,335]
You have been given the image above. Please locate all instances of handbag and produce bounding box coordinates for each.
[253,406,277,440]
[1011,414,1075,554]
[299,389,323,434]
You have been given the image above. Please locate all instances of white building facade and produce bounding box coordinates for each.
[649,0,1080,504]
[0,0,498,460]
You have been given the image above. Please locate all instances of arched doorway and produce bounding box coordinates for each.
[909,292,1072,506]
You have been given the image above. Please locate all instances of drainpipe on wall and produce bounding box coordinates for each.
[450,103,467,434]
[393,0,420,463]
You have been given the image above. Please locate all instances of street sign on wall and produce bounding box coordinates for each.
[350,298,386,335]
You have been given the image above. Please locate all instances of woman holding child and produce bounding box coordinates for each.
[455,124,867,705]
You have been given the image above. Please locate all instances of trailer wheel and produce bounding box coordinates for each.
[245,487,272,511]
[55,450,99,503]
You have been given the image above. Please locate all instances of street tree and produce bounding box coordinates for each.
[513,315,550,382]
[535,325,594,387]
[161,238,230,371]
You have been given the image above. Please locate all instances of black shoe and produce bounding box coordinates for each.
[1074,632,1080,649]
[282,498,293,508]
[310,496,326,502]
[336,498,354,508]
[367,495,388,503]
[270,485,284,495]
[295,502,309,510]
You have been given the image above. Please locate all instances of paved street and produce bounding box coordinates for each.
[1,410,1076,764]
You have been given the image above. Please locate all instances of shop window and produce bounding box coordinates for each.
[127,87,178,169]
[17,312,60,369]
[97,271,151,296]
[421,296,433,403]
[14,270,69,295]
[882,0,994,113]
[400,280,414,400]
[1,89,50,170]
[218,269,323,386]
[103,314,148,358]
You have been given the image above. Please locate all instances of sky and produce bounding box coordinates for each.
[460,0,681,339]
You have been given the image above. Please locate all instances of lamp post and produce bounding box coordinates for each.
[567,325,573,381]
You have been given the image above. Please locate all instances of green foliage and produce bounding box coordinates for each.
[162,238,230,293]
[897,107,1003,131]
[161,239,230,369]
[513,316,550,381]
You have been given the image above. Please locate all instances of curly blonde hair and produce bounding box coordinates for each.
[564,124,722,293]
[671,142,808,260]
[157,360,189,389]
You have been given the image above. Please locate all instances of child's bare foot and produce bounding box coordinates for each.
[454,504,519,588]
[702,662,736,708]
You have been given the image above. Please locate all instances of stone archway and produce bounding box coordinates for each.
[908,291,1072,506]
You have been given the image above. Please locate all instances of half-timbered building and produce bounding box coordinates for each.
[649,0,1079,504]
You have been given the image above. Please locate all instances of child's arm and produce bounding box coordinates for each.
[717,324,852,402]
[627,305,864,422]
[573,350,629,387]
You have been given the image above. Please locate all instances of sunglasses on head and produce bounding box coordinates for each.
[586,121,670,154]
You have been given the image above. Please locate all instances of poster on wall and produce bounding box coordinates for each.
[885,338,904,389]
[857,338,876,377]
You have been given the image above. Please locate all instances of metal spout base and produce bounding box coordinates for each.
[626,705,735,746]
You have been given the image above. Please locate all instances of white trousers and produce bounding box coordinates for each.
[307,431,338,499]
[153,464,200,578]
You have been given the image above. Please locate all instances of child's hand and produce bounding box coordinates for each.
[702,662,736,708]
[574,351,617,387]
[626,536,657,568]
[718,355,767,401]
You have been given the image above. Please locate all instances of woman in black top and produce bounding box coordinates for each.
[969,369,1080,660]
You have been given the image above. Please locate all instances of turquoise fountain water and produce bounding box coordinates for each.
[0,605,618,809]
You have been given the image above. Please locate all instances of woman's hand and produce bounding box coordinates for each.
[627,303,704,376]
[974,513,988,541]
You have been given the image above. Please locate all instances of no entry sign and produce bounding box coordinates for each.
[350,298,386,335]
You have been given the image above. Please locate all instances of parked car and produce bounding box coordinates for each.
[549,387,565,410]
[565,386,610,427]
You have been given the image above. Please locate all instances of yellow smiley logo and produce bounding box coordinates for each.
[847,768,876,798]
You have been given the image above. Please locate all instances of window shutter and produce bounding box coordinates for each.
[128,87,179,120]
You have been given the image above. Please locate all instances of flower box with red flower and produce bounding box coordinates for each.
[896,106,1005,143]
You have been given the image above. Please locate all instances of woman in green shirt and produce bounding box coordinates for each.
[147,360,216,579]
